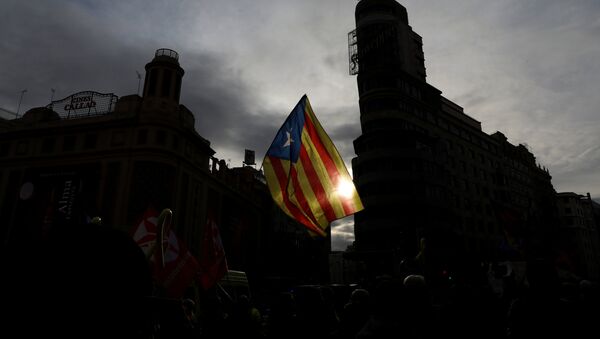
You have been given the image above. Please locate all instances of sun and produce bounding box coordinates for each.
[336,178,355,199]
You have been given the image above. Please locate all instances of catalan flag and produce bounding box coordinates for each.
[263,95,363,236]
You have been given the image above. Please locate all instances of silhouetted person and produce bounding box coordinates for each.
[8,222,153,337]
[266,292,299,339]
[294,285,331,337]
[229,294,263,338]
[572,280,600,338]
[507,259,567,339]
[403,274,437,339]
[320,285,340,335]
[443,278,505,339]
[200,292,229,339]
[356,277,406,339]
[336,288,370,339]
[181,298,201,338]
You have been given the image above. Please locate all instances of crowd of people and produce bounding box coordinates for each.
[3,222,599,338]
[170,262,598,339]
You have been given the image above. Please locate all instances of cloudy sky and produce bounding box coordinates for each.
[1,0,599,250]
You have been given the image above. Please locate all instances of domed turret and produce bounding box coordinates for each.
[142,49,184,104]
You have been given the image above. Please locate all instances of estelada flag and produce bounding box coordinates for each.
[262,95,363,236]
[198,213,228,290]
[132,208,199,298]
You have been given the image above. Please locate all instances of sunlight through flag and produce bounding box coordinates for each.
[263,95,363,236]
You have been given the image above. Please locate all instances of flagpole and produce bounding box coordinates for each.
[157,208,173,268]
[216,282,232,302]
[145,208,172,264]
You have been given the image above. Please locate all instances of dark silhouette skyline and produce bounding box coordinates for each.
[1,0,599,252]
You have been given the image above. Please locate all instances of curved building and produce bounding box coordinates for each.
[351,0,558,278]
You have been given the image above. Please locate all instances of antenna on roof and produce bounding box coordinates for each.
[49,88,56,110]
[16,89,27,118]
[136,70,142,96]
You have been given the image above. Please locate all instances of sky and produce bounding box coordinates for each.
[1,0,599,251]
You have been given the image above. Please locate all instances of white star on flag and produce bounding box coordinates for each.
[283,130,293,148]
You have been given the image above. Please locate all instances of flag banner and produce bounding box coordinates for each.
[493,204,525,257]
[199,213,229,290]
[262,95,363,236]
[132,207,199,298]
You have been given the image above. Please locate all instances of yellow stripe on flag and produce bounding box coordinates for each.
[301,129,347,219]
[295,159,330,228]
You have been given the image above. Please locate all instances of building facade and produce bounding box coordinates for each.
[556,192,600,280]
[350,0,558,278]
[0,49,329,289]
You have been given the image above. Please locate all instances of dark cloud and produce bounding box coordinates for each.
[3,0,599,251]
[0,1,155,111]
[179,52,279,157]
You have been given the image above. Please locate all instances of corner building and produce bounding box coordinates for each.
[350,0,558,277]
[0,49,330,289]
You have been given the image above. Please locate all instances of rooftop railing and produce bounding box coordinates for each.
[155,48,179,61]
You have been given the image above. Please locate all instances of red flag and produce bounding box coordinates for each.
[198,213,228,290]
[494,204,525,256]
[132,207,199,297]
[131,207,159,258]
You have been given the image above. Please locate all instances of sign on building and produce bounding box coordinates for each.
[47,91,118,119]
[244,149,256,166]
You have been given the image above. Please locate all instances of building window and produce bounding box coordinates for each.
[147,69,158,96]
[161,69,173,98]
[63,135,76,152]
[137,129,148,145]
[174,76,182,101]
[172,135,179,150]
[185,142,192,157]
[41,138,55,154]
[156,130,167,146]
[16,141,29,155]
[111,131,126,147]
[84,134,98,150]
[0,143,9,157]
[565,207,572,214]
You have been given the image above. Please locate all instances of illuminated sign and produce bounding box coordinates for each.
[47,91,118,119]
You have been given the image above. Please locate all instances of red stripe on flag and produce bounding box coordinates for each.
[303,112,355,215]
[269,156,323,234]
[289,166,321,227]
[298,145,338,222]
